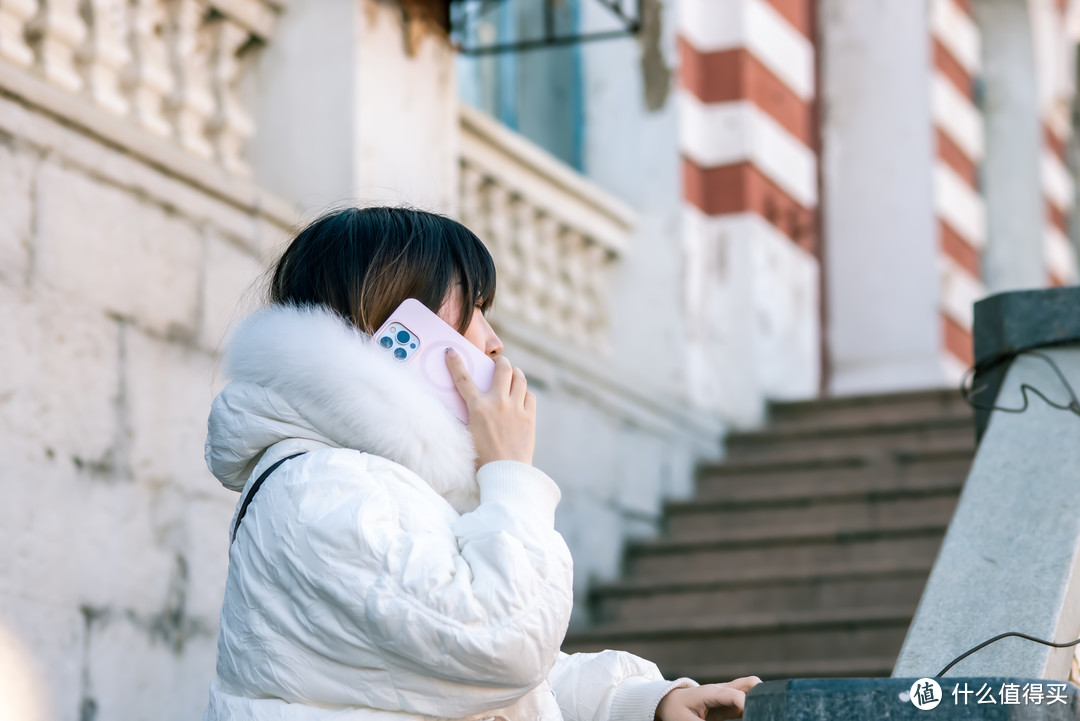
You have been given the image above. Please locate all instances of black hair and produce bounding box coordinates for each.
[269,206,496,334]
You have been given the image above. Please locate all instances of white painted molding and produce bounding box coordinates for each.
[1045,225,1078,282]
[934,161,987,249]
[940,255,986,330]
[930,0,981,74]
[678,0,814,101]
[932,72,985,161]
[0,63,296,228]
[684,208,816,260]
[678,94,818,208]
[1043,149,1076,210]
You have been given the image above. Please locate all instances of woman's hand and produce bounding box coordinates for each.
[446,349,536,468]
[655,677,762,721]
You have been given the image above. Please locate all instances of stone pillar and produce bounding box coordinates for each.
[894,287,1080,679]
[975,0,1047,292]
[246,0,459,217]
[821,0,987,393]
[821,0,940,394]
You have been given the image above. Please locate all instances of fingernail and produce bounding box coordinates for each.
[445,347,456,357]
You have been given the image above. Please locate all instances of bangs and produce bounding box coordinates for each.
[447,223,498,316]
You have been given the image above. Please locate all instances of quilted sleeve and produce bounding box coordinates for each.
[548,650,698,721]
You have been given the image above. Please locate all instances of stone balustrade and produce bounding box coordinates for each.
[458,103,635,349]
[0,0,279,176]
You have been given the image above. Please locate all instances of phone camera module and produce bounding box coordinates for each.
[396,330,411,343]
[379,336,393,349]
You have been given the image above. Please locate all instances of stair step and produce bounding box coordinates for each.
[725,418,975,463]
[660,656,898,683]
[664,493,959,541]
[594,555,935,596]
[562,606,913,671]
[767,389,971,433]
[592,569,931,623]
[626,528,946,584]
[695,449,972,502]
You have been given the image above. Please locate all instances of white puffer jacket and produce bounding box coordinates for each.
[203,304,696,721]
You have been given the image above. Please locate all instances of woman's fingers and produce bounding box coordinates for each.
[718,677,762,694]
[510,366,528,406]
[445,348,480,405]
[657,683,753,721]
[447,350,537,467]
[491,355,513,396]
[699,686,746,720]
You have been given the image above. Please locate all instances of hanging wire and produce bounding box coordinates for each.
[960,350,1080,418]
[937,632,1080,678]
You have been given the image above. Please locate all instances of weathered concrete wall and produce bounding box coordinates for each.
[0,88,292,720]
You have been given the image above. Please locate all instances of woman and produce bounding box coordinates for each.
[204,207,759,720]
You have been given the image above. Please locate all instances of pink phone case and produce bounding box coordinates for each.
[373,298,495,424]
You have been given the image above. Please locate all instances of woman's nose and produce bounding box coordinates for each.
[486,330,503,358]
[483,317,503,358]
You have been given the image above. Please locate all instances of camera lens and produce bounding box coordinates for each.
[396,330,411,343]
[379,336,393,349]
[394,348,407,360]
[410,343,416,349]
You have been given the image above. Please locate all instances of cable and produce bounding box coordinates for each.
[960,350,1080,418]
[936,632,1080,678]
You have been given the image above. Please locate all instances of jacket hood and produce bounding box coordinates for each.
[205,303,480,514]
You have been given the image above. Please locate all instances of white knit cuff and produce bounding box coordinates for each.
[608,676,699,721]
[477,461,562,527]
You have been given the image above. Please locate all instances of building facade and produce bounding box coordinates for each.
[0,0,1078,717]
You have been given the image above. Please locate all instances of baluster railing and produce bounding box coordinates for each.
[167,0,214,158]
[0,0,279,176]
[0,0,37,67]
[207,15,252,176]
[82,0,131,115]
[126,0,173,136]
[458,105,633,349]
[26,0,85,91]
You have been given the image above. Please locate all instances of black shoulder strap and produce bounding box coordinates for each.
[231,452,307,543]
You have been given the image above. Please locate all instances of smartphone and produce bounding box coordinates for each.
[372,298,496,424]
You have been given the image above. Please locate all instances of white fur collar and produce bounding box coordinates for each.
[205,304,479,514]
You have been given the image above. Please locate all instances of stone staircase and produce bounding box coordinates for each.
[561,389,976,683]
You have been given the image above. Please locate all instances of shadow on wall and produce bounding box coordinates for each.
[0,622,50,720]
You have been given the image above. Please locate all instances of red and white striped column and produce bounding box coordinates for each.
[678,0,817,253]
[1038,0,1078,288]
[931,0,986,379]
[677,0,821,417]
[1043,122,1075,287]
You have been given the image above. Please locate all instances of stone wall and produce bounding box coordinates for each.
[0,86,294,720]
